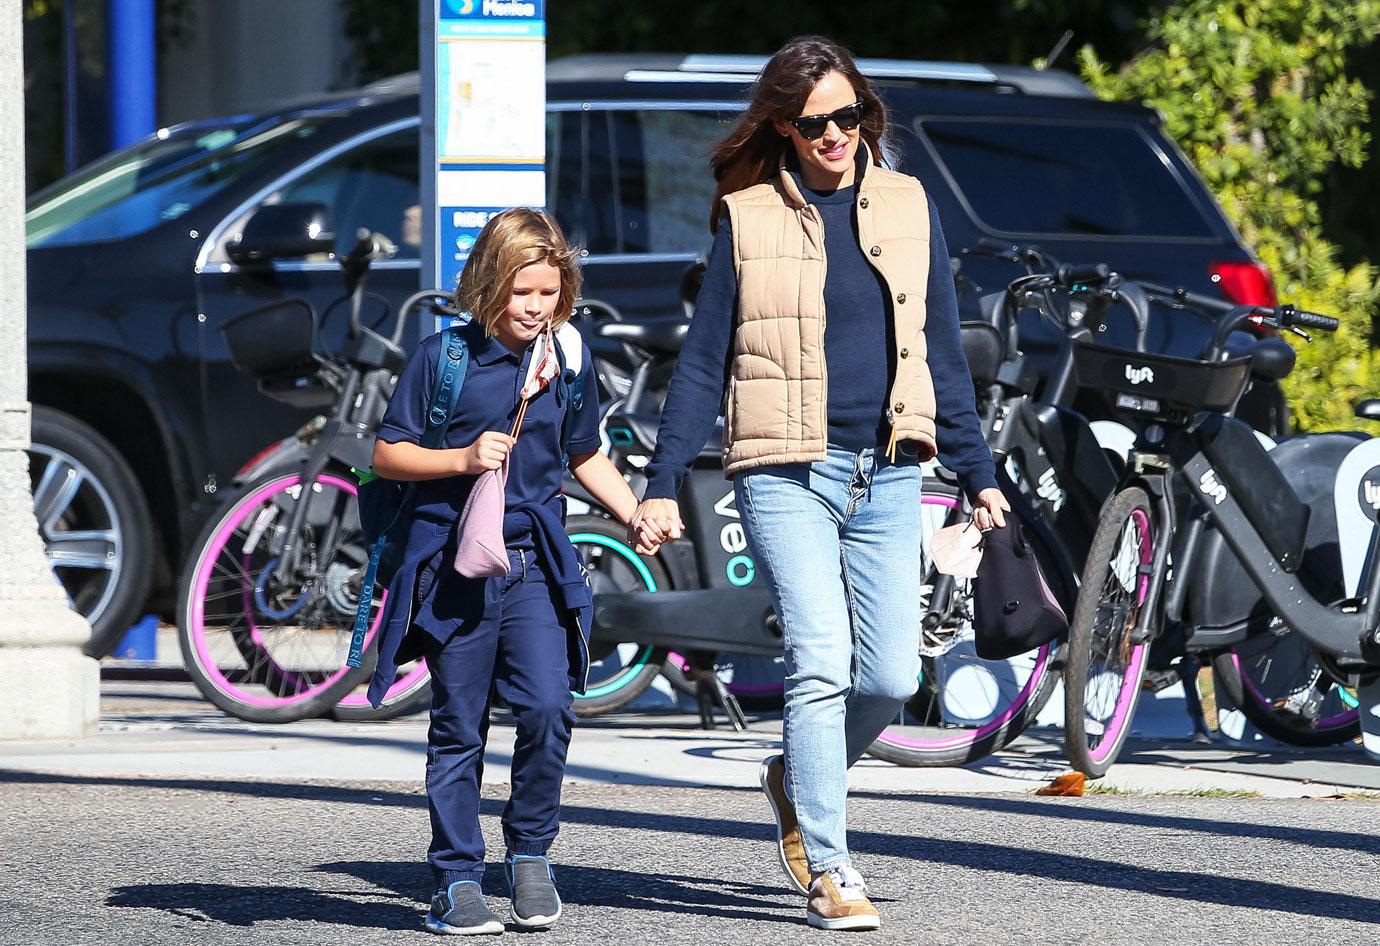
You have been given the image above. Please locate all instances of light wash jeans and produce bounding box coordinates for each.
[735,446,924,873]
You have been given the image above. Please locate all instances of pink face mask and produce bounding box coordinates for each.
[930,520,984,579]
[520,322,560,400]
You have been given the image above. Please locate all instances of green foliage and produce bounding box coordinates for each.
[337,1,1163,87]
[340,0,418,86]
[1080,0,1380,432]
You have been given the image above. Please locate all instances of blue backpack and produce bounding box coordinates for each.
[347,321,585,669]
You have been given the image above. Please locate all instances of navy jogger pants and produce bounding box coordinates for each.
[419,547,575,887]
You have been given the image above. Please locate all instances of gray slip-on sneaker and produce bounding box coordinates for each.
[424,880,504,936]
[506,854,562,929]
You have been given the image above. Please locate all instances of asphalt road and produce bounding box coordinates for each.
[3,772,1379,945]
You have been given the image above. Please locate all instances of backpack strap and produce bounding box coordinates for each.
[423,323,469,449]
[552,326,587,467]
[347,322,470,671]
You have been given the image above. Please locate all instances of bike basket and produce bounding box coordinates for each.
[1072,343,1252,420]
[220,299,336,409]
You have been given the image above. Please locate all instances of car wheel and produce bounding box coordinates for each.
[28,405,154,658]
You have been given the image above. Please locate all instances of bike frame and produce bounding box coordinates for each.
[1094,298,1380,668]
[1181,450,1380,663]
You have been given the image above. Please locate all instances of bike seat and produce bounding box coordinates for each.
[1218,330,1296,381]
[1356,399,1380,421]
[961,320,1005,385]
[978,291,1004,328]
[1247,337,1296,381]
[592,319,689,357]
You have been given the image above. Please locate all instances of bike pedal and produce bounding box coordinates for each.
[919,626,961,658]
[1141,668,1180,693]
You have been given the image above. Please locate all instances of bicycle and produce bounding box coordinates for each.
[178,231,409,722]
[1061,293,1380,775]
[184,245,673,723]
[869,246,1143,765]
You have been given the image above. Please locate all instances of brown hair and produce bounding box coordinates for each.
[454,208,583,334]
[709,36,887,232]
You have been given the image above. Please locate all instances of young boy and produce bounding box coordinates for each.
[369,208,659,934]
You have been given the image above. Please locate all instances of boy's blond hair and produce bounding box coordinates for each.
[454,208,582,335]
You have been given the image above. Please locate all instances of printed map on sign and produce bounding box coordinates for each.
[439,39,544,162]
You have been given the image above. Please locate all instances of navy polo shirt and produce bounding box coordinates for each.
[377,320,602,547]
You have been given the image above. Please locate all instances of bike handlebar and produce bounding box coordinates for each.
[1279,304,1340,332]
[1056,262,1111,286]
[391,290,460,348]
[1204,302,1339,359]
[345,229,398,338]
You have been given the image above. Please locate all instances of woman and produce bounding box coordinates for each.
[630,36,1009,931]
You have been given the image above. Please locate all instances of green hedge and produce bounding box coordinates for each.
[1080,0,1380,432]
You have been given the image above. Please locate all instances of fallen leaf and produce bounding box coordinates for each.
[1036,772,1086,796]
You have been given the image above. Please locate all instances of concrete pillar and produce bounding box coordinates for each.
[0,0,99,740]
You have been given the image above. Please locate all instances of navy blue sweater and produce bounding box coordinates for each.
[644,181,997,502]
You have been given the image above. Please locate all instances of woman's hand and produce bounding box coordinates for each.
[630,523,664,557]
[458,432,514,474]
[630,497,684,549]
[973,487,1010,530]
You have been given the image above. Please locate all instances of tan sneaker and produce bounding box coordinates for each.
[807,866,881,931]
[759,755,810,895]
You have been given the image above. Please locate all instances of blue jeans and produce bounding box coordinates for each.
[735,447,924,873]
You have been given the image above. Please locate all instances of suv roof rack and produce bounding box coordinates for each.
[545,53,1093,98]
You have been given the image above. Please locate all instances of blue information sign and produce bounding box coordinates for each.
[420,0,547,314]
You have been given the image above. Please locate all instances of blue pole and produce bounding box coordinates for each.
[105,0,157,151]
[63,0,78,173]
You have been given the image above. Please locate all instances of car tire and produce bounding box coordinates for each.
[29,405,154,659]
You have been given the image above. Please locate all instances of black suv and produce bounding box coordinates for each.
[24,53,1272,654]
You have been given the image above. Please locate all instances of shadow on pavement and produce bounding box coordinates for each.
[109,860,801,930]
[319,860,805,925]
[861,792,1380,856]
[12,770,1380,926]
[105,882,421,931]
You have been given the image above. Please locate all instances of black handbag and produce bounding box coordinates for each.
[971,517,1069,660]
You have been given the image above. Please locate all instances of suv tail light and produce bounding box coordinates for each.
[1211,260,1278,333]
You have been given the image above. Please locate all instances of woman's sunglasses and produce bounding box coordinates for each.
[789,101,865,140]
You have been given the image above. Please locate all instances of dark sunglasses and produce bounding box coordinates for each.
[789,101,865,140]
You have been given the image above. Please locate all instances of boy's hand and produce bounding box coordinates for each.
[458,432,515,474]
[631,522,663,557]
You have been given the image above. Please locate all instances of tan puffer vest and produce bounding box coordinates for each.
[720,148,938,478]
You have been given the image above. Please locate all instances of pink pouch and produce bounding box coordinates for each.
[453,324,558,580]
[454,461,510,578]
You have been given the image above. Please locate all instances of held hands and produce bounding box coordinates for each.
[458,432,515,474]
[973,487,1011,531]
[628,497,684,557]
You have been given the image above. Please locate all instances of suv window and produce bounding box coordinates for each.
[26,117,327,248]
[563,109,724,257]
[264,127,421,259]
[916,118,1216,239]
[546,111,584,246]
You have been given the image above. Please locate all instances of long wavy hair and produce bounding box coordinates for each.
[709,36,886,232]
[455,208,583,335]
